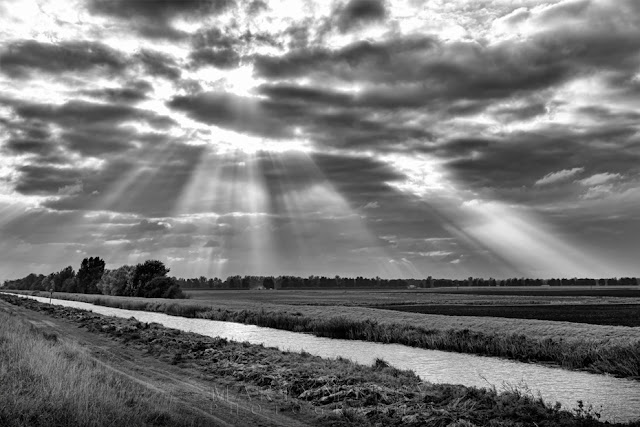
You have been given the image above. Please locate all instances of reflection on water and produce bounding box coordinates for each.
[14,294,640,422]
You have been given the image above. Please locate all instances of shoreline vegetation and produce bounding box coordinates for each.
[8,290,640,380]
[2,293,638,426]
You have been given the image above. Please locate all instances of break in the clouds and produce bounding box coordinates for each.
[1,0,639,280]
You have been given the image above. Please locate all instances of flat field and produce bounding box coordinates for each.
[374,303,640,327]
[186,286,640,307]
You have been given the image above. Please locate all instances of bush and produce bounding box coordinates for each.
[138,277,186,299]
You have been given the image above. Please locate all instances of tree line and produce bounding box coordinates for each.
[3,261,638,294]
[2,258,185,299]
[175,275,640,290]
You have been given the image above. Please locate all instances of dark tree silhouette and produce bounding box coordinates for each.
[128,260,170,297]
[77,257,105,294]
[138,276,185,298]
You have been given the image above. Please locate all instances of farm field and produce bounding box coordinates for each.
[185,286,640,307]
[373,303,640,327]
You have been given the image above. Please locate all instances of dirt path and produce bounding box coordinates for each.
[0,299,313,427]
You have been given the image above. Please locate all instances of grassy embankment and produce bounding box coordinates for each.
[2,293,635,427]
[0,307,210,426]
[11,290,640,379]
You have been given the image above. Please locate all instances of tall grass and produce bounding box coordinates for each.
[13,291,640,379]
[0,310,206,427]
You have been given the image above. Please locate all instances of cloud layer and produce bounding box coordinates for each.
[1,0,639,279]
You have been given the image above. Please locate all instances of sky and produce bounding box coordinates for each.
[1,0,639,280]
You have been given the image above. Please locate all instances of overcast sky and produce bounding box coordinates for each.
[1,0,639,280]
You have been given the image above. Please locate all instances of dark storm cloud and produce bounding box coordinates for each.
[253,36,436,82]
[167,88,431,151]
[332,0,387,33]
[311,153,405,196]
[253,33,567,108]
[87,0,235,39]
[192,27,238,50]
[259,152,405,193]
[255,83,438,150]
[443,127,640,204]
[1,102,175,162]
[80,80,153,103]
[134,49,182,81]
[8,98,175,129]
[1,117,60,164]
[257,83,353,106]
[167,92,289,138]
[0,40,127,78]
[1,95,195,204]
[4,138,52,155]
[188,26,279,70]
[14,164,82,195]
[577,105,640,124]
[61,126,140,156]
[254,2,640,110]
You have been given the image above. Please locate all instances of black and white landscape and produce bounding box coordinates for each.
[1,2,640,426]
[1,0,639,280]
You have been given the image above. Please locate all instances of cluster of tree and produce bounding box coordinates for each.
[2,258,186,299]
[2,257,105,294]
